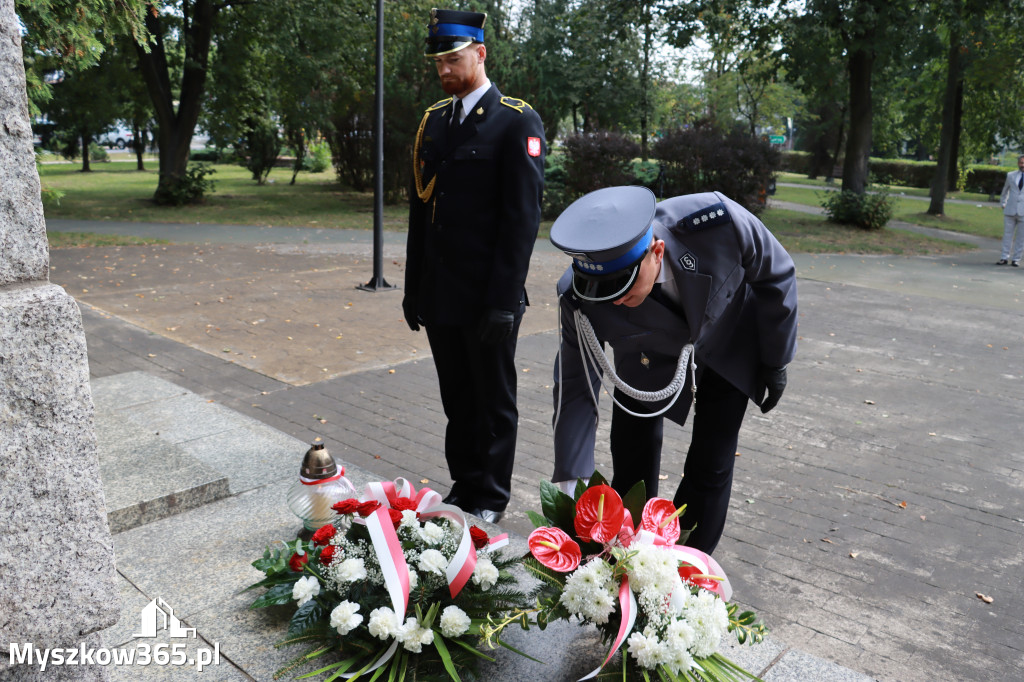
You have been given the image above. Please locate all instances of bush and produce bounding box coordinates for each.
[156,163,217,206]
[305,140,331,173]
[653,122,779,214]
[821,187,895,230]
[88,143,109,162]
[189,148,221,162]
[561,131,640,199]
[779,151,813,175]
[241,118,282,184]
[543,152,571,220]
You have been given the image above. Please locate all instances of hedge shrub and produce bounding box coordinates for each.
[561,131,640,199]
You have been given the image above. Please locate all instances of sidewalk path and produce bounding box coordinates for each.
[48,216,1024,681]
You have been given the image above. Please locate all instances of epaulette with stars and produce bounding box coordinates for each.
[677,202,730,231]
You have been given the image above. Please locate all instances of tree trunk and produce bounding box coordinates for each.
[131,121,145,171]
[134,0,217,204]
[947,79,964,190]
[80,132,91,172]
[842,47,873,194]
[928,31,964,216]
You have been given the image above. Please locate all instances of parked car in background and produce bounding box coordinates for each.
[97,126,134,149]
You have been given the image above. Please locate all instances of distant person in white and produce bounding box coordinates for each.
[997,154,1024,267]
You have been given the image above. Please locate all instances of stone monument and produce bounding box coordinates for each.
[0,0,120,678]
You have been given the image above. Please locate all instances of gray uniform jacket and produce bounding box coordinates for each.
[552,191,799,481]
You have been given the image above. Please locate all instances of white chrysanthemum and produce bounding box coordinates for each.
[367,607,399,640]
[662,639,696,676]
[396,617,435,653]
[627,628,667,669]
[399,509,420,529]
[685,589,729,658]
[335,557,368,583]
[471,555,499,591]
[439,605,472,638]
[329,601,363,635]
[291,575,319,606]
[560,559,617,623]
[627,544,679,595]
[419,548,448,576]
[419,521,446,545]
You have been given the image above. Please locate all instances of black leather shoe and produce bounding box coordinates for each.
[475,509,505,524]
[1013,261,1020,267]
[442,493,473,512]
[997,259,1009,265]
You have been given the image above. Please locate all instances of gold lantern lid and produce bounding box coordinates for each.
[300,443,338,480]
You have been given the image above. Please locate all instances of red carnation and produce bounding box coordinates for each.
[311,523,337,546]
[319,545,337,566]
[388,507,404,527]
[469,526,489,550]
[332,499,360,515]
[357,501,382,516]
[288,551,308,572]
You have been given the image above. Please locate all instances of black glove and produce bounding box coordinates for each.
[402,295,421,332]
[477,308,515,344]
[755,365,787,414]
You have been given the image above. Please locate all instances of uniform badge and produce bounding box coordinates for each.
[678,202,730,231]
[679,251,697,272]
[527,137,542,157]
[640,353,650,369]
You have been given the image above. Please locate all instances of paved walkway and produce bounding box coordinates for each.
[46,210,1024,681]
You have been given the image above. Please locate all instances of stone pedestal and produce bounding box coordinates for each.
[0,0,119,678]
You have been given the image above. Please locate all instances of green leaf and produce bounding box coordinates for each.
[539,479,575,530]
[526,510,551,528]
[432,631,461,681]
[296,658,353,679]
[450,637,497,662]
[287,599,326,638]
[249,582,295,609]
[239,572,297,594]
[622,480,647,524]
[523,556,569,590]
[496,637,545,663]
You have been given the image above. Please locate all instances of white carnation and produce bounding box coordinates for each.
[399,509,420,529]
[396,617,435,653]
[367,607,399,640]
[419,521,446,545]
[471,555,499,591]
[329,601,363,635]
[419,549,448,576]
[439,605,472,638]
[335,557,368,583]
[291,575,320,606]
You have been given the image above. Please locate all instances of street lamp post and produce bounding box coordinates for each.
[358,0,397,293]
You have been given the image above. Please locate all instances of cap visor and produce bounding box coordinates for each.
[572,264,640,303]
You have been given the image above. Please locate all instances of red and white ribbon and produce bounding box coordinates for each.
[580,577,637,681]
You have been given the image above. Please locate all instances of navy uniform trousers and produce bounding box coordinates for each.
[426,313,523,512]
[609,364,749,554]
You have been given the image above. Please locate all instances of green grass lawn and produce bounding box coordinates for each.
[772,184,1003,240]
[39,161,982,255]
[775,171,993,203]
[39,161,407,230]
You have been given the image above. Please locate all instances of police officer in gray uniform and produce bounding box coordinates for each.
[550,186,798,553]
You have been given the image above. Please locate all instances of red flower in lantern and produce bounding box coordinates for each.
[528,527,582,573]
[639,498,682,545]
[574,485,625,543]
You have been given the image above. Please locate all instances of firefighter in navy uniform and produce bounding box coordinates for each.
[403,8,545,524]
[549,186,797,553]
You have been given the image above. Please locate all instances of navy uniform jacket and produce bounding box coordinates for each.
[406,85,545,325]
[553,192,799,481]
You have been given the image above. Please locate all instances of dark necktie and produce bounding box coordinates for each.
[451,99,463,126]
[1018,172,1023,191]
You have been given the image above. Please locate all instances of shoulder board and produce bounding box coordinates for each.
[425,97,453,113]
[677,202,730,231]
[500,96,533,113]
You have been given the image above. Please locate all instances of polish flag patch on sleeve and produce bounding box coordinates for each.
[527,137,542,157]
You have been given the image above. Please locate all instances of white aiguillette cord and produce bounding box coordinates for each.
[552,293,696,428]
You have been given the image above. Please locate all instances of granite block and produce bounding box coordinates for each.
[119,393,246,444]
[0,0,47,285]
[90,371,189,412]
[764,648,877,682]
[0,633,108,681]
[176,423,302,494]
[0,285,119,644]
[100,576,155,649]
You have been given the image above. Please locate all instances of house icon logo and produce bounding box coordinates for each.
[134,597,196,638]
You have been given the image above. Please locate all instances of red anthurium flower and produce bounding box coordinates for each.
[357,501,382,516]
[640,498,683,545]
[574,485,625,543]
[470,526,489,550]
[678,563,725,598]
[288,551,308,572]
[331,499,360,515]
[319,545,337,566]
[311,523,337,546]
[528,527,581,573]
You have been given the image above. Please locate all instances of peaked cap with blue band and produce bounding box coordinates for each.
[425,8,486,56]
[550,186,658,302]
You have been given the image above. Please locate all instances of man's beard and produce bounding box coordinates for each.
[440,75,473,95]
